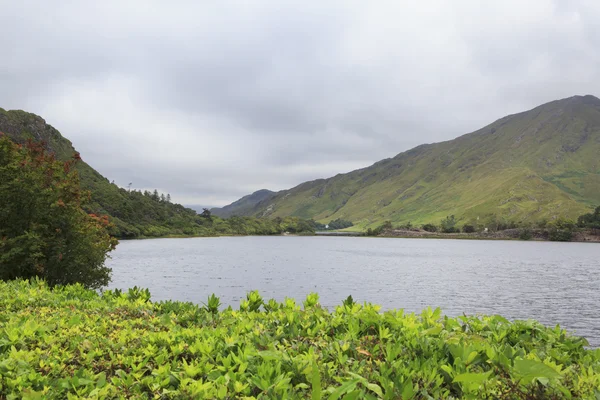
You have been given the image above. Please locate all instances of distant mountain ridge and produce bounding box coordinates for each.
[211,189,275,218]
[219,95,600,228]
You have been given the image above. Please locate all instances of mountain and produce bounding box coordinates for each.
[211,189,275,218]
[0,108,207,238]
[0,108,315,237]
[221,95,600,229]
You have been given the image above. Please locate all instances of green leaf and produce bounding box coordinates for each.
[421,326,442,336]
[67,315,82,327]
[366,382,383,397]
[96,372,106,388]
[258,350,281,361]
[401,382,415,399]
[341,391,361,400]
[453,371,492,384]
[513,359,560,383]
[311,362,322,400]
[328,380,360,400]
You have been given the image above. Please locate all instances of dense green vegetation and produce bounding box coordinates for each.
[578,206,600,230]
[0,136,116,289]
[0,108,314,239]
[220,95,600,230]
[1,280,599,399]
[313,218,354,231]
[365,207,599,241]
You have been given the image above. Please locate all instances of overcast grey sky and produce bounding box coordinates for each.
[2,0,599,207]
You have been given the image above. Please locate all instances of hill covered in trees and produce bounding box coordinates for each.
[0,108,313,238]
[219,95,600,230]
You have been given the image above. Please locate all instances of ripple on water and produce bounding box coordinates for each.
[107,237,600,347]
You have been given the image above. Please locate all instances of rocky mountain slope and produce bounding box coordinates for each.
[222,95,600,229]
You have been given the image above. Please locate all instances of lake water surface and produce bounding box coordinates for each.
[107,236,600,346]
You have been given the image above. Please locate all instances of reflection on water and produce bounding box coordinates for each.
[107,236,600,346]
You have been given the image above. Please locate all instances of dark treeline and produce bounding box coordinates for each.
[313,218,354,230]
[81,181,315,238]
[96,188,316,238]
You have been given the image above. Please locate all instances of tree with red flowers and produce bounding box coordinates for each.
[0,135,117,289]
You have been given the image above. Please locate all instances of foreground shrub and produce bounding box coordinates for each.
[0,136,117,289]
[1,279,599,399]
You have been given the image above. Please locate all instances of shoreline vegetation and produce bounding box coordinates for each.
[2,279,600,399]
[373,228,600,243]
[356,210,600,243]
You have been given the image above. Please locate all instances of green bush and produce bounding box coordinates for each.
[422,223,438,232]
[0,136,117,289]
[441,215,460,233]
[462,224,476,233]
[578,206,600,230]
[366,221,393,236]
[327,218,354,230]
[548,229,573,242]
[1,279,600,399]
[547,218,576,242]
[518,229,533,240]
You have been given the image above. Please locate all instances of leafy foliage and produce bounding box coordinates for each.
[546,218,576,242]
[577,206,600,230]
[327,219,354,230]
[313,219,354,231]
[422,223,438,232]
[518,229,533,241]
[462,224,476,233]
[1,279,600,399]
[366,221,392,236]
[0,136,116,289]
[440,215,460,233]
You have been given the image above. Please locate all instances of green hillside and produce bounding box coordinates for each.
[211,189,275,218]
[230,95,600,229]
[0,109,313,237]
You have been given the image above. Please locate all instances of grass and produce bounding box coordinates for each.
[1,279,600,399]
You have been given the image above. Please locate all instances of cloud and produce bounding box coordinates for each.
[1,0,599,207]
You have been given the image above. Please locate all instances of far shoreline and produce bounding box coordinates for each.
[116,230,600,243]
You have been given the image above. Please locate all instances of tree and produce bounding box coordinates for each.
[578,206,600,230]
[166,194,171,203]
[0,136,117,289]
[327,218,354,230]
[201,208,212,219]
[422,223,438,232]
[152,189,159,201]
[462,224,476,233]
[441,215,459,233]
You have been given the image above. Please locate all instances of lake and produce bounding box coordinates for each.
[106,236,600,346]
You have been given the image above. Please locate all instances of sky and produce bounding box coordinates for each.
[2,0,600,208]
